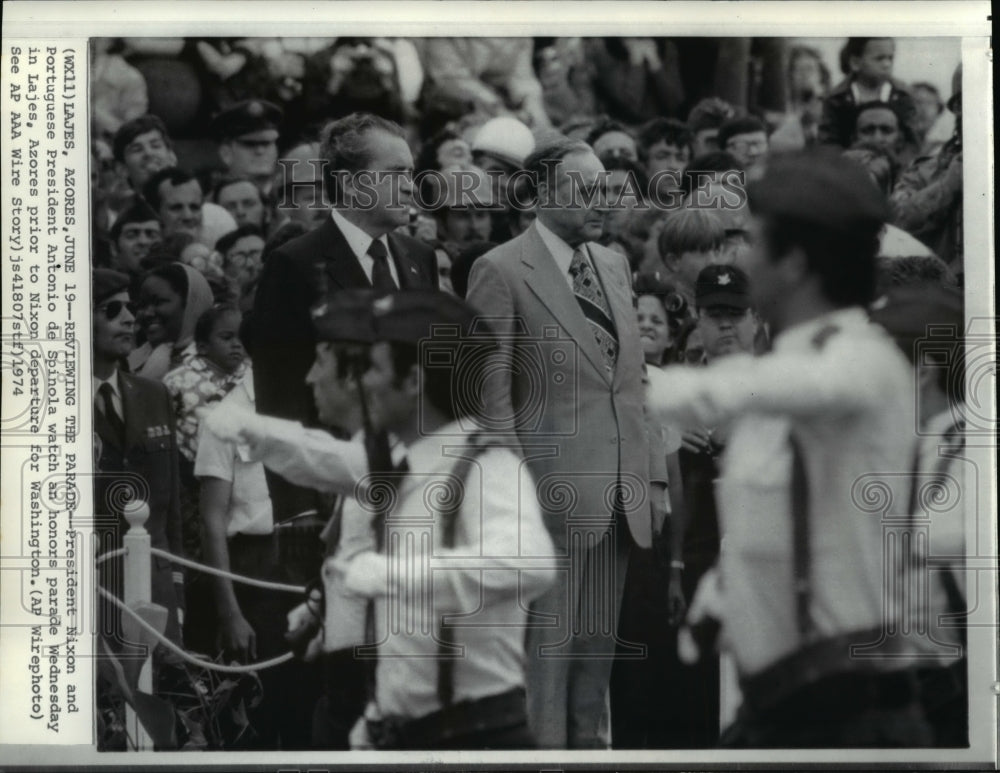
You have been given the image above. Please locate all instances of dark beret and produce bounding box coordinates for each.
[748,148,891,232]
[371,290,488,345]
[211,99,283,141]
[869,282,964,363]
[93,268,131,306]
[311,288,376,344]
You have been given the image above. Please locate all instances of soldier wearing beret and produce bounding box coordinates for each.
[870,282,969,747]
[205,289,395,748]
[212,99,284,195]
[649,149,936,746]
[91,269,186,653]
[326,290,556,749]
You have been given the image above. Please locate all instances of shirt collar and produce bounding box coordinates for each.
[331,209,390,263]
[850,80,893,104]
[405,420,469,475]
[93,369,121,398]
[772,307,871,354]
[534,218,578,277]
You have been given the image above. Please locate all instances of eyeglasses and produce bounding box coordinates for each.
[725,139,768,155]
[99,300,137,320]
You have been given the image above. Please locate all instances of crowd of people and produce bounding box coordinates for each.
[91,36,970,751]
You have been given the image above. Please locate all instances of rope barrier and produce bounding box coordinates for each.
[98,587,296,674]
[96,547,126,565]
[148,547,307,594]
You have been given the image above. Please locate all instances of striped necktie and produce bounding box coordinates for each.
[569,246,618,369]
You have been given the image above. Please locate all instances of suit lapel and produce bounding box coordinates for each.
[119,373,146,450]
[387,232,424,289]
[321,219,370,290]
[520,226,610,382]
[588,244,636,386]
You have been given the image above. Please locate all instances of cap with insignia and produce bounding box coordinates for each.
[695,264,751,310]
[311,288,376,343]
[371,290,489,344]
[748,147,890,234]
[211,99,284,142]
[93,268,131,305]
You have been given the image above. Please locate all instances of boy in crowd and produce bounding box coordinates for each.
[637,117,693,204]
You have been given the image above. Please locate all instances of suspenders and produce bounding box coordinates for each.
[789,324,841,643]
[434,433,503,708]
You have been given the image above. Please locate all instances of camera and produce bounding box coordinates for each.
[418,319,580,438]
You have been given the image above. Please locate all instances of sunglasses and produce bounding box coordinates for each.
[99,300,137,320]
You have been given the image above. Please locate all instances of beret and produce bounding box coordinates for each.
[748,148,891,232]
[869,282,964,363]
[93,268,131,305]
[695,264,751,310]
[311,288,376,344]
[211,99,283,141]
[371,290,489,345]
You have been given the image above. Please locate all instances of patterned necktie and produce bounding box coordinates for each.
[368,239,397,293]
[97,382,126,445]
[569,246,618,369]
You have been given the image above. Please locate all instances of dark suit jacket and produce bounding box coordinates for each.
[94,371,184,645]
[466,222,667,549]
[250,216,437,518]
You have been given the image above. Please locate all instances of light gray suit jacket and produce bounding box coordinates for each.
[467,222,666,549]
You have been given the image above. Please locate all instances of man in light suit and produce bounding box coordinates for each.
[466,138,669,748]
[250,112,438,522]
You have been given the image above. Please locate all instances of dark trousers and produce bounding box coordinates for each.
[311,649,368,749]
[721,670,933,748]
[227,532,323,750]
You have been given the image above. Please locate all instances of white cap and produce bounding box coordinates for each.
[471,117,535,169]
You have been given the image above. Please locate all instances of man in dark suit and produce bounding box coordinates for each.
[466,138,669,748]
[251,112,437,523]
[92,269,185,650]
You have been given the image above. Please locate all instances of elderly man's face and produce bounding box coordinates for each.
[537,151,609,247]
[343,128,414,234]
[854,107,900,150]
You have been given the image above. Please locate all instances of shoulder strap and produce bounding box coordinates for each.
[790,324,842,643]
[436,432,505,707]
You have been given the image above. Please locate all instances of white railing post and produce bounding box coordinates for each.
[122,498,152,750]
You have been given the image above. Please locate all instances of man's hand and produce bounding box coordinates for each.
[681,427,714,454]
[218,613,257,661]
[667,568,687,627]
[649,480,669,534]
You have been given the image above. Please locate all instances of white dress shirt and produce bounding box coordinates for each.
[330,209,400,287]
[648,308,925,677]
[374,421,556,720]
[534,217,578,291]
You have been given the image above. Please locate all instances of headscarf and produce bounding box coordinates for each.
[128,263,215,381]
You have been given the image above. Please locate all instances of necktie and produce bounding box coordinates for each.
[569,246,618,369]
[368,239,397,293]
[97,382,126,445]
